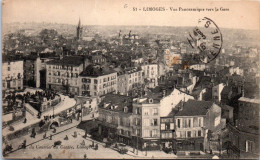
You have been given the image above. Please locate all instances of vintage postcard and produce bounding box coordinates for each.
[1,0,260,159]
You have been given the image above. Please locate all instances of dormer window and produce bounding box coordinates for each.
[124,106,128,113]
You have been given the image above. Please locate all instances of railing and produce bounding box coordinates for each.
[24,103,38,116]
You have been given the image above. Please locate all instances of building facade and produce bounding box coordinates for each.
[141,63,158,88]
[46,56,88,95]
[2,60,24,91]
[173,100,222,153]
[23,56,41,88]
[132,98,161,151]
[117,67,143,95]
[79,65,117,97]
[227,97,260,159]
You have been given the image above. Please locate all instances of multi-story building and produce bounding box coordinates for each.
[97,94,132,144]
[132,98,161,151]
[117,67,143,95]
[2,60,24,91]
[74,96,100,121]
[86,52,106,65]
[79,65,117,97]
[212,83,225,103]
[46,56,89,95]
[173,99,222,152]
[23,56,41,88]
[227,97,260,159]
[159,88,194,149]
[141,63,158,88]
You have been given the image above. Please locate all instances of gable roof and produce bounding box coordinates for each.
[99,94,133,113]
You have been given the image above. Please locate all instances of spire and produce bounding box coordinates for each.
[78,17,81,28]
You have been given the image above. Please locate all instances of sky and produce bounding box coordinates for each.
[2,0,260,30]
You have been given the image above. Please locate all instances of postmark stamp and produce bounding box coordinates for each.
[187,17,223,63]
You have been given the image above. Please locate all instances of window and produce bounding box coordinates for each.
[165,123,170,130]
[187,131,191,137]
[177,119,181,128]
[124,107,128,113]
[188,119,191,128]
[144,130,150,137]
[198,130,202,137]
[246,140,253,152]
[170,123,174,130]
[94,79,98,84]
[144,109,149,115]
[214,115,221,126]
[181,131,186,138]
[144,119,149,126]
[153,108,158,115]
[151,119,158,126]
[193,130,197,137]
[162,133,166,139]
[176,131,180,138]
[7,67,10,71]
[198,117,203,127]
[152,129,159,137]
[161,124,165,130]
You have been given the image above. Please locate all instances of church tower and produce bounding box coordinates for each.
[76,18,83,40]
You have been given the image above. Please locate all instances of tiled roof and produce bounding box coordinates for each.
[175,99,214,116]
[46,56,84,66]
[80,65,116,77]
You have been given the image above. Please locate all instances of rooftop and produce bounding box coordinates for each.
[175,99,214,116]
[46,56,84,66]
[99,94,133,113]
[238,97,260,104]
[80,65,116,77]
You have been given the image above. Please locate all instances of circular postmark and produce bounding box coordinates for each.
[187,17,223,63]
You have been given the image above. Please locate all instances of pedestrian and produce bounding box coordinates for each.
[84,130,88,138]
[43,132,47,139]
[22,140,26,149]
[95,144,98,150]
[23,118,27,123]
[53,128,56,133]
[81,140,85,146]
[92,141,94,148]
[47,153,52,159]
[64,135,68,140]
[49,134,52,140]
[73,131,77,138]
[84,154,87,159]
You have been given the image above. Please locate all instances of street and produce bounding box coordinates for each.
[5,116,177,159]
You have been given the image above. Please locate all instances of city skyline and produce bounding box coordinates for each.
[2,0,260,30]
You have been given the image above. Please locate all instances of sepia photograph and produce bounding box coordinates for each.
[1,0,260,159]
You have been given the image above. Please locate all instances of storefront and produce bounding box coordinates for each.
[161,139,173,149]
[118,135,132,146]
[174,138,204,151]
[131,137,160,151]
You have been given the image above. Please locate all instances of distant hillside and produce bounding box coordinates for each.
[3,22,260,47]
